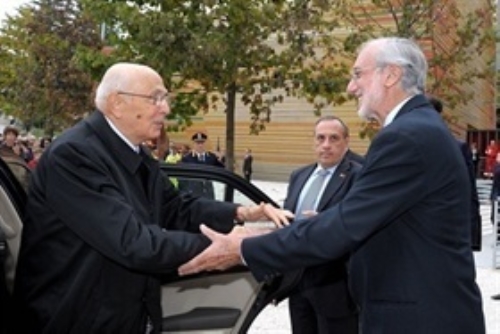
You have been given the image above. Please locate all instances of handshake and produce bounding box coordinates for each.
[179,202,294,275]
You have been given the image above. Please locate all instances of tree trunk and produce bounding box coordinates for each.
[225,82,237,173]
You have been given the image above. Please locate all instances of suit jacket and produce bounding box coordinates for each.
[242,95,485,333]
[284,157,361,318]
[243,154,253,174]
[179,151,224,199]
[14,111,238,333]
[491,163,500,201]
[181,150,224,167]
[457,140,482,250]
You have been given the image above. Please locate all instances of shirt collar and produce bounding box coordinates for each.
[104,116,140,153]
[383,96,414,127]
[313,165,335,176]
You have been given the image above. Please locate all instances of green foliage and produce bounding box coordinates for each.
[0,0,103,135]
[2,0,490,162]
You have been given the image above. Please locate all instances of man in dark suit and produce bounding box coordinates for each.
[179,37,485,333]
[13,62,290,333]
[284,115,361,333]
[427,95,482,251]
[242,148,253,181]
[179,131,224,199]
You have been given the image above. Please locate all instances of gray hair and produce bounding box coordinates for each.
[362,37,427,95]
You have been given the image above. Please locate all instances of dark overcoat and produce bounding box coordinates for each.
[14,111,237,333]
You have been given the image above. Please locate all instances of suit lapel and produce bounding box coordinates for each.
[289,165,316,212]
[316,158,350,211]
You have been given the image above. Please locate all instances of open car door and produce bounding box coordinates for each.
[158,163,297,333]
[0,157,27,334]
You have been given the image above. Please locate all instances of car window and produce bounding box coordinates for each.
[173,175,258,207]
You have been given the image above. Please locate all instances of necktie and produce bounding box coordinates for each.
[296,169,329,220]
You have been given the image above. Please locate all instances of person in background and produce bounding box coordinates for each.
[179,143,190,157]
[490,152,500,217]
[0,126,30,190]
[164,142,182,188]
[179,132,224,199]
[242,148,253,182]
[27,147,44,170]
[182,132,224,167]
[0,126,21,157]
[282,115,360,334]
[427,95,482,251]
[470,142,479,178]
[13,62,292,333]
[39,136,52,150]
[178,37,486,333]
[165,143,181,164]
[485,139,497,178]
[490,152,500,301]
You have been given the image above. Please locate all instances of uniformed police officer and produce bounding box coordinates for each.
[179,132,224,199]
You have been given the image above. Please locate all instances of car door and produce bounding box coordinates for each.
[0,157,27,334]
[158,163,296,333]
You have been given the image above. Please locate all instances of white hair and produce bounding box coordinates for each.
[94,63,156,110]
[361,37,428,95]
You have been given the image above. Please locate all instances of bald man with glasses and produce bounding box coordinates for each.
[13,62,292,333]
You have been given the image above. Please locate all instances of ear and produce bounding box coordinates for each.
[384,65,403,88]
[107,92,125,119]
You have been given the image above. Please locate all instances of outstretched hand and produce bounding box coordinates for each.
[178,224,272,276]
[237,202,294,228]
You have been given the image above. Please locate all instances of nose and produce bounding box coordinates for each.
[346,79,357,95]
[320,139,332,148]
[159,100,170,115]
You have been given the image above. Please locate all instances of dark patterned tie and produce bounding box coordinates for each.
[295,169,329,220]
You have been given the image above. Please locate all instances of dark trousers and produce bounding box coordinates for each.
[244,171,251,182]
[289,292,358,334]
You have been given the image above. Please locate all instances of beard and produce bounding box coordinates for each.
[356,81,384,122]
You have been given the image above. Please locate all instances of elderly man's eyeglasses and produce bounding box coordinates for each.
[350,65,388,81]
[117,91,170,106]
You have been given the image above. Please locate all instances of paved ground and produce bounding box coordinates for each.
[247,180,500,334]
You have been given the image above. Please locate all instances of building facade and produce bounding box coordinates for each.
[169,0,496,181]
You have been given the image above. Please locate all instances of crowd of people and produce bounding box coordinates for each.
[146,126,254,186]
[0,125,51,189]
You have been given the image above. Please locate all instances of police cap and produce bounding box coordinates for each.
[192,132,208,142]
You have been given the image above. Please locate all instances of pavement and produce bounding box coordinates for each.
[247,179,500,334]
